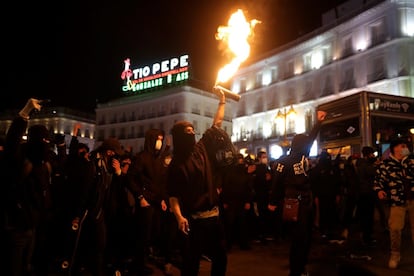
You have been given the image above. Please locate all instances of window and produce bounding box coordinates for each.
[130,111,136,121]
[303,52,312,71]
[340,67,355,90]
[255,72,263,88]
[343,36,353,57]
[271,67,278,82]
[368,55,386,82]
[129,126,135,138]
[286,60,294,78]
[138,126,144,137]
[370,19,385,46]
[321,75,333,97]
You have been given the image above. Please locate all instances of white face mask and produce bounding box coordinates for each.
[401,148,410,157]
[155,139,162,151]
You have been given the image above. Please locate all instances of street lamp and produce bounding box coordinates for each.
[276,105,296,150]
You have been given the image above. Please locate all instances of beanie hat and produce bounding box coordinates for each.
[100,137,123,155]
[389,138,407,154]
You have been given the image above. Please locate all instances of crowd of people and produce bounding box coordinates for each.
[1,97,413,276]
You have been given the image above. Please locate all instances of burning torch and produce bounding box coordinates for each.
[213,85,241,102]
[212,9,260,102]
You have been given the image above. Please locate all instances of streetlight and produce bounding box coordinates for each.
[276,105,296,150]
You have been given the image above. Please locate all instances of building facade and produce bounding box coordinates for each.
[229,0,414,159]
[0,106,96,151]
[95,85,234,153]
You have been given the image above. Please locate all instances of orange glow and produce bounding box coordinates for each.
[215,9,260,85]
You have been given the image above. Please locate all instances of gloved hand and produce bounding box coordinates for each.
[19,98,42,119]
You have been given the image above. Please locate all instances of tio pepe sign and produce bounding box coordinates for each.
[121,54,189,93]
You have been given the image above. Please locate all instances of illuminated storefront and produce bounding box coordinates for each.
[318,91,414,158]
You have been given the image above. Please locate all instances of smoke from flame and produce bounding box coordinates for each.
[215,9,260,85]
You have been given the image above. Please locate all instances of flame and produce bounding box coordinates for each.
[215,9,260,85]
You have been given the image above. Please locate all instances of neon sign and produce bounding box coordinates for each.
[121,54,189,93]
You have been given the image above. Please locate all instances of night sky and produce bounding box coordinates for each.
[2,0,346,113]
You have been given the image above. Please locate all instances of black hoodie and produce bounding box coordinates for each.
[131,129,169,205]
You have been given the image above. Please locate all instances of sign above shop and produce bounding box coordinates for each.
[369,96,414,114]
[120,54,189,94]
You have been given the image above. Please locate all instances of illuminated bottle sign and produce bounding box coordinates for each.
[120,54,189,93]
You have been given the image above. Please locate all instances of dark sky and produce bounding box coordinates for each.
[2,0,346,113]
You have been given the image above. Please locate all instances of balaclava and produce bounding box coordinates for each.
[171,121,195,159]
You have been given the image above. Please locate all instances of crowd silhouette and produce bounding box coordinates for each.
[1,98,414,276]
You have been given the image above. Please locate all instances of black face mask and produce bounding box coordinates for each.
[173,133,195,158]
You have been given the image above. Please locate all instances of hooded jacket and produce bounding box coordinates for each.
[131,129,169,205]
[269,121,322,205]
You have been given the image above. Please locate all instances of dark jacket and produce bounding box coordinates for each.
[130,129,169,206]
[355,157,377,195]
[269,122,322,205]
[221,163,254,211]
[167,126,231,216]
[2,116,52,230]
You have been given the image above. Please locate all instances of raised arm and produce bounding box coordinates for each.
[212,88,226,128]
[308,110,327,142]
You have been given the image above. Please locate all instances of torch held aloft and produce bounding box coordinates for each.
[213,85,241,102]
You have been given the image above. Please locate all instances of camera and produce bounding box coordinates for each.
[108,155,120,173]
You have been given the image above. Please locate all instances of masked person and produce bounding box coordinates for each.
[69,136,124,276]
[167,89,235,276]
[2,98,54,276]
[128,128,171,274]
[268,110,327,276]
[374,138,414,269]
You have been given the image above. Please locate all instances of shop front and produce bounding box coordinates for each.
[317,91,414,159]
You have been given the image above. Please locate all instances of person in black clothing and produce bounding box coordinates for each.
[167,89,235,276]
[354,146,379,246]
[268,110,326,276]
[310,150,342,240]
[251,151,273,243]
[69,136,124,276]
[129,128,172,274]
[221,153,254,251]
[340,154,360,240]
[2,98,54,276]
